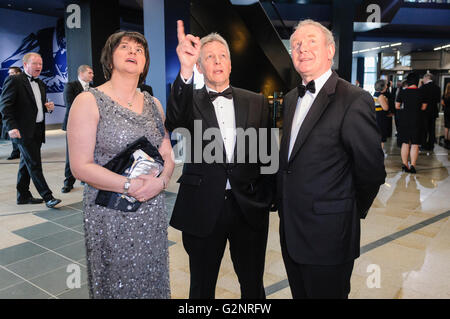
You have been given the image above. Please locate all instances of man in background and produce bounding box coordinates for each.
[61,64,93,193]
[420,73,441,151]
[2,66,23,160]
[0,52,61,208]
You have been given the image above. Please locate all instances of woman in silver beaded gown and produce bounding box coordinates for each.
[66,31,174,298]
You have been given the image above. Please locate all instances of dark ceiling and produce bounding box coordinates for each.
[1,0,449,58]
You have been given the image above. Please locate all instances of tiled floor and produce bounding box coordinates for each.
[0,116,449,299]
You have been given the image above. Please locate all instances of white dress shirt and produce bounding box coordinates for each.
[182,75,235,189]
[288,69,332,160]
[24,71,44,123]
[78,77,90,91]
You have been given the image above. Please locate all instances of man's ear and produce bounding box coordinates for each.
[196,62,203,75]
[328,44,335,61]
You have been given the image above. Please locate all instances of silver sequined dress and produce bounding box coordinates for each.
[83,88,170,299]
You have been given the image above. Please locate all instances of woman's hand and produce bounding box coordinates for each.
[132,174,164,202]
[127,178,144,199]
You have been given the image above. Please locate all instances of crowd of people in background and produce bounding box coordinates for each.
[371,71,448,173]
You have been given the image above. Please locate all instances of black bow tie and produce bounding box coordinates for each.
[208,87,233,101]
[297,80,316,97]
[28,76,38,82]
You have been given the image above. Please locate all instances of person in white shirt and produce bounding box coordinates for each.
[165,20,274,299]
[61,65,94,193]
[277,19,386,299]
[0,52,61,208]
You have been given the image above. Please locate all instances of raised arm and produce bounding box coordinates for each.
[165,20,201,132]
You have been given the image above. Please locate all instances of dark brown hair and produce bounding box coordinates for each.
[100,31,150,85]
[8,66,22,74]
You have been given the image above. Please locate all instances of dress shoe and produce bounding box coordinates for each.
[17,197,44,205]
[45,197,61,208]
[409,165,416,174]
[401,164,410,173]
[7,154,20,160]
[61,185,73,193]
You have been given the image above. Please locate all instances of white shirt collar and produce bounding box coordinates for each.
[78,77,89,88]
[205,84,230,94]
[24,70,35,80]
[302,69,332,97]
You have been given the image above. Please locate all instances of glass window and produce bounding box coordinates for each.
[382,56,395,69]
[363,57,377,94]
[400,55,411,67]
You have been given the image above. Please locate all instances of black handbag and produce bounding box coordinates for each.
[95,136,164,212]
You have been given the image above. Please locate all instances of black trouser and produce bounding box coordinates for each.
[64,136,75,186]
[422,113,436,149]
[16,123,52,202]
[280,226,354,299]
[182,190,269,299]
[10,140,20,157]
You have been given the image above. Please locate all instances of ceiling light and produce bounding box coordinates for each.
[381,45,389,48]
[434,46,442,51]
[390,43,402,47]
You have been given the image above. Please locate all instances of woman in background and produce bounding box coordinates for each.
[395,72,427,174]
[373,79,390,152]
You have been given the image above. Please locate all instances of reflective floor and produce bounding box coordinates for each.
[0,116,449,299]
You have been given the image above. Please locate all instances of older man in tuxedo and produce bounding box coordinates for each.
[165,21,274,299]
[277,19,386,298]
[61,64,94,193]
[0,52,61,208]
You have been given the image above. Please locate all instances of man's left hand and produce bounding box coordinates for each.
[45,101,55,112]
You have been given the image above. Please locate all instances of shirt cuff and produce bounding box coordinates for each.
[180,74,193,84]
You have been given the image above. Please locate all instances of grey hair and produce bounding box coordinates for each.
[290,19,335,48]
[197,32,231,65]
[22,52,42,63]
[423,73,434,81]
[375,79,386,92]
[77,64,92,74]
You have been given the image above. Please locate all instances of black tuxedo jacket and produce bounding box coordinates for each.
[0,73,48,142]
[278,71,386,265]
[421,82,441,118]
[62,80,85,131]
[165,73,273,237]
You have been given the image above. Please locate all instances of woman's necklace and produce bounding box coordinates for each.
[119,92,136,109]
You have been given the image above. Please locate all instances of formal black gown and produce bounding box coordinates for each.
[396,87,424,145]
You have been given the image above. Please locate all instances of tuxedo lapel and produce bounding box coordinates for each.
[76,81,84,94]
[288,72,338,163]
[195,87,221,129]
[38,80,46,106]
[280,90,298,166]
[230,88,249,164]
[233,88,248,131]
[20,74,37,107]
[195,87,227,164]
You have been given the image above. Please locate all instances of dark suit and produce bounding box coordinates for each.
[62,80,86,186]
[0,73,53,201]
[277,71,386,298]
[420,81,441,150]
[165,73,273,298]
